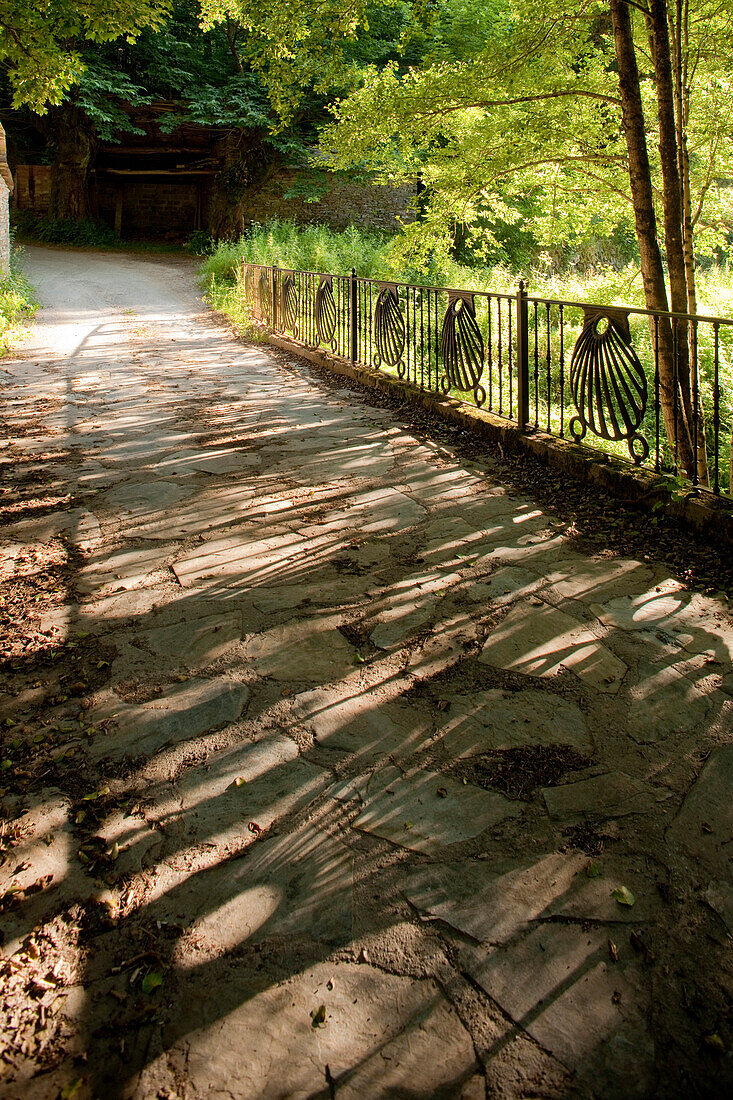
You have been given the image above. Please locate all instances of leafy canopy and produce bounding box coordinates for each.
[0,0,171,111]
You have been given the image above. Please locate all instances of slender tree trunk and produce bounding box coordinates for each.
[610,0,696,479]
[48,105,96,221]
[647,0,707,481]
[669,0,710,484]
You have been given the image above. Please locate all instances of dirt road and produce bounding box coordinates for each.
[1,246,732,1099]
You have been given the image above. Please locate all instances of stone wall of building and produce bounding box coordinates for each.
[13,165,51,214]
[240,169,416,232]
[11,161,416,240]
[0,181,10,276]
[96,178,204,239]
[0,124,13,275]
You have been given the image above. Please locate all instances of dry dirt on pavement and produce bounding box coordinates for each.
[1,246,732,1100]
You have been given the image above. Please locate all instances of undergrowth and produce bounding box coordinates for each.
[0,248,38,354]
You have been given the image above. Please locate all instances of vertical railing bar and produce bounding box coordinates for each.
[654,316,660,472]
[498,300,503,415]
[713,322,720,495]
[692,318,699,486]
[533,301,539,428]
[673,317,679,474]
[559,303,565,437]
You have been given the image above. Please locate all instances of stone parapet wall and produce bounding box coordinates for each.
[242,169,416,232]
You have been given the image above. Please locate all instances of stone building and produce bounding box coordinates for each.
[0,123,13,276]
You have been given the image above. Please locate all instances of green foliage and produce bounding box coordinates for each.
[0,252,39,353]
[0,0,171,111]
[14,215,121,247]
[199,219,393,281]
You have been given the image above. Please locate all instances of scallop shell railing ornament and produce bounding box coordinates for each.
[315,276,337,350]
[257,269,272,326]
[243,266,256,309]
[569,307,649,464]
[374,284,406,376]
[440,293,486,405]
[281,273,299,336]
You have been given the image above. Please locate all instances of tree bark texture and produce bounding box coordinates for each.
[610,0,696,479]
[48,105,96,221]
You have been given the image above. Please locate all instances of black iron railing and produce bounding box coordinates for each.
[241,261,733,497]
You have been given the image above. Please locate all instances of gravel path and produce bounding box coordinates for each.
[1,246,732,1099]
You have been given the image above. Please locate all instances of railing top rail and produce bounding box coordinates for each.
[241,260,732,327]
[525,294,733,327]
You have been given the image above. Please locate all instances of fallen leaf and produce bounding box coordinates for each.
[310,1003,326,1028]
[234,776,246,787]
[60,1078,84,1099]
[436,787,448,799]
[141,971,163,995]
[612,886,635,907]
[586,862,602,878]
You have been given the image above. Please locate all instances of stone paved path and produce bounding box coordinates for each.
[1,247,732,1099]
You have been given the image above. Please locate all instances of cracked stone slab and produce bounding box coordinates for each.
[542,772,663,820]
[353,766,522,853]
[463,566,545,607]
[290,685,431,761]
[467,924,655,1099]
[627,658,713,743]
[144,610,242,667]
[76,544,176,596]
[171,962,477,1100]
[480,601,627,693]
[403,851,656,945]
[155,734,329,854]
[242,620,356,683]
[158,447,261,475]
[161,826,353,953]
[666,745,733,870]
[546,557,654,604]
[321,486,427,534]
[171,530,313,590]
[439,688,593,756]
[89,678,249,759]
[369,571,462,649]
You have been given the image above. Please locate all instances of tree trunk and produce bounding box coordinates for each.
[669,0,710,485]
[208,130,268,240]
[48,105,96,221]
[610,0,696,479]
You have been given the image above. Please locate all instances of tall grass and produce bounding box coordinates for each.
[0,248,38,354]
[201,220,733,491]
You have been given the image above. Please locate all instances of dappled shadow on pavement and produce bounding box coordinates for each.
[1,248,732,1100]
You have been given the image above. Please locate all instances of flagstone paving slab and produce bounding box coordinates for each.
[89,677,249,759]
[290,685,432,760]
[438,687,593,756]
[168,962,478,1100]
[3,246,730,1100]
[466,925,655,1099]
[160,826,353,953]
[144,609,243,667]
[403,851,657,945]
[542,771,664,820]
[480,600,627,692]
[353,765,522,853]
[242,619,356,683]
[666,745,733,870]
